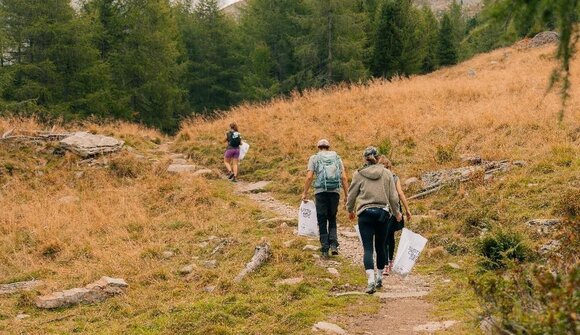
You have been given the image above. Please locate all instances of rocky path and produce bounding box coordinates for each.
[152,143,455,334]
[231,179,455,335]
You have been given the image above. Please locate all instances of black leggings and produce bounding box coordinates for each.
[386,216,404,263]
[358,208,389,270]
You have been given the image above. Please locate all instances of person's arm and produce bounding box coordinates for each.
[341,163,349,202]
[346,172,361,220]
[396,178,412,221]
[301,170,314,202]
[386,172,402,221]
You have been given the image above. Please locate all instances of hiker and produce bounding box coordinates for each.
[301,139,349,258]
[224,122,242,182]
[379,156,412,275]
[347,147,402,294]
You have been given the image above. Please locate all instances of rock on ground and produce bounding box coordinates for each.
[526,218,562,234]
[178,264,195,275]
[0,280,43,295]
[327,268,340,277]
[275,277,304,286]
[167,164,196,173]
[312,321,347,334]
[36,276,127,309]
[530,31,559,48]
[539,240,562,255]
[192,168,216,178]
[413,320,458,332]
[303,244,320,251]
[60,132,124,157]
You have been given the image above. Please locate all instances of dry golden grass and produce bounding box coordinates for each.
[176,45,579,189]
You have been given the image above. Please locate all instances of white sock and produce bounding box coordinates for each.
[366,270,375,285]
[376,269,384,282]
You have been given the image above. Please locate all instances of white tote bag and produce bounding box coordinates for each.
[298,200,319,238]
[239,141,250,161]
[392,228,428,277]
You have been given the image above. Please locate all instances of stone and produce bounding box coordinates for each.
[234,242,271,283]
[171,158,188,165]
[275,277,304,286]
[0,280,44,295]
[447,263,462,270]
[74,171,84,179]
[162,251,175,259]
[404,177,420,188]
[327,268,339,277]
[513,160,528,167]
[428,210,445,219]
[179,264,195,275]
[526,219,562,234]
[60,132,124,157]
[468,69,477,77]
[312,321,347,334]
[413,320,458,332]
[461,155,482,165]
[539,240,561,255]
[303,245,320,251]
[169,153,185,159]
[15,313,30,320]
[237,181,271,193]
[530,31,559,48]
[35,276,127,309]
[57,195,80,204]
[480,316,496,335]
[283,240,296,248]
[204,285,216,293]
[192,169,216,178]
[203,260,217,269]
[167,164,196,173]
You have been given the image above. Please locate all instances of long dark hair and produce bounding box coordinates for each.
[229,122,238,132]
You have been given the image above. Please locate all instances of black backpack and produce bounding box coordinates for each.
[229,131,241,147]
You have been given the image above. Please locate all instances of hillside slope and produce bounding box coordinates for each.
[176,43,579,332]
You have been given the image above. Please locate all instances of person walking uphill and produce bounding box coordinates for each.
[302,139,349,258]
[346,147,402,294]
[224,123,242,182]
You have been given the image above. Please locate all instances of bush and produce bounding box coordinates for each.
[378,138,392,157]
[477,230,531,270]
[435,144,455,164]
[109,153,146,178]
[471,266,579,335]
[556,187,580,218]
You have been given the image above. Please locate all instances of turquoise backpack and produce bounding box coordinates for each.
[314,152,342,191]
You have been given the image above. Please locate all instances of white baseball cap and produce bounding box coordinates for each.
[317,139,330,148]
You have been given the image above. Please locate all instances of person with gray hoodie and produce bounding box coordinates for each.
[346,147,402,294]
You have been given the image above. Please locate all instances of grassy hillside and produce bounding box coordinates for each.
[0,120,370,334]
[175,43,579,331]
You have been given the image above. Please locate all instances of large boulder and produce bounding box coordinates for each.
[60,132,124,158]
[530,31,559,48]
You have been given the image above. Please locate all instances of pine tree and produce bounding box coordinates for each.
[419,5,439,73]
[370,0,422,79]
[438,13,458,67]
[179,0,243,114]
[240,0,307,98]
[294,0,368,88]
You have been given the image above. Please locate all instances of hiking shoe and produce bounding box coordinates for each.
[365,282,376,294]
[330,245,339,256]
[227,172,234,179]
[321,250,330,259]
[376,278,383,289]
[231,177,238,183]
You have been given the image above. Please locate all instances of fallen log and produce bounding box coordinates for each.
[234,242,271,283]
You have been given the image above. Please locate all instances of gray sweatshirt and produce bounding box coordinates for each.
[346,164,401,216]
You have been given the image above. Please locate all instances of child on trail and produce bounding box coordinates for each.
[378,156,412,275]
[347,147,402,294]
[302,139,349,258]
[224,122,242,182]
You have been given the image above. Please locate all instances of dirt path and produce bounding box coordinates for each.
[231,180,454,335]
[152,143,454,334]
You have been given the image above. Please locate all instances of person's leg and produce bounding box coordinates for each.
[315,193,330,253]
[386,218,396,266]
[374,215,388,272]
[232,158,239,179]
[327,193,340,252]
[358,212,375,271]
[224,156,233,175]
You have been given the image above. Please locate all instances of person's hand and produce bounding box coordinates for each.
[301,193,308,203]
[396,213,403,222]
[405,210,412,222]
[349,212,356,221]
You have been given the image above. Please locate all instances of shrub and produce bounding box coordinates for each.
[109,153,146,178]
[471,266,579,335]
[378,138,392,157]
[477,230,531,270]
[435,144,455,164]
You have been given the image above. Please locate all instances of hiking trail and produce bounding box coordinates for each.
[155,145,457,334]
